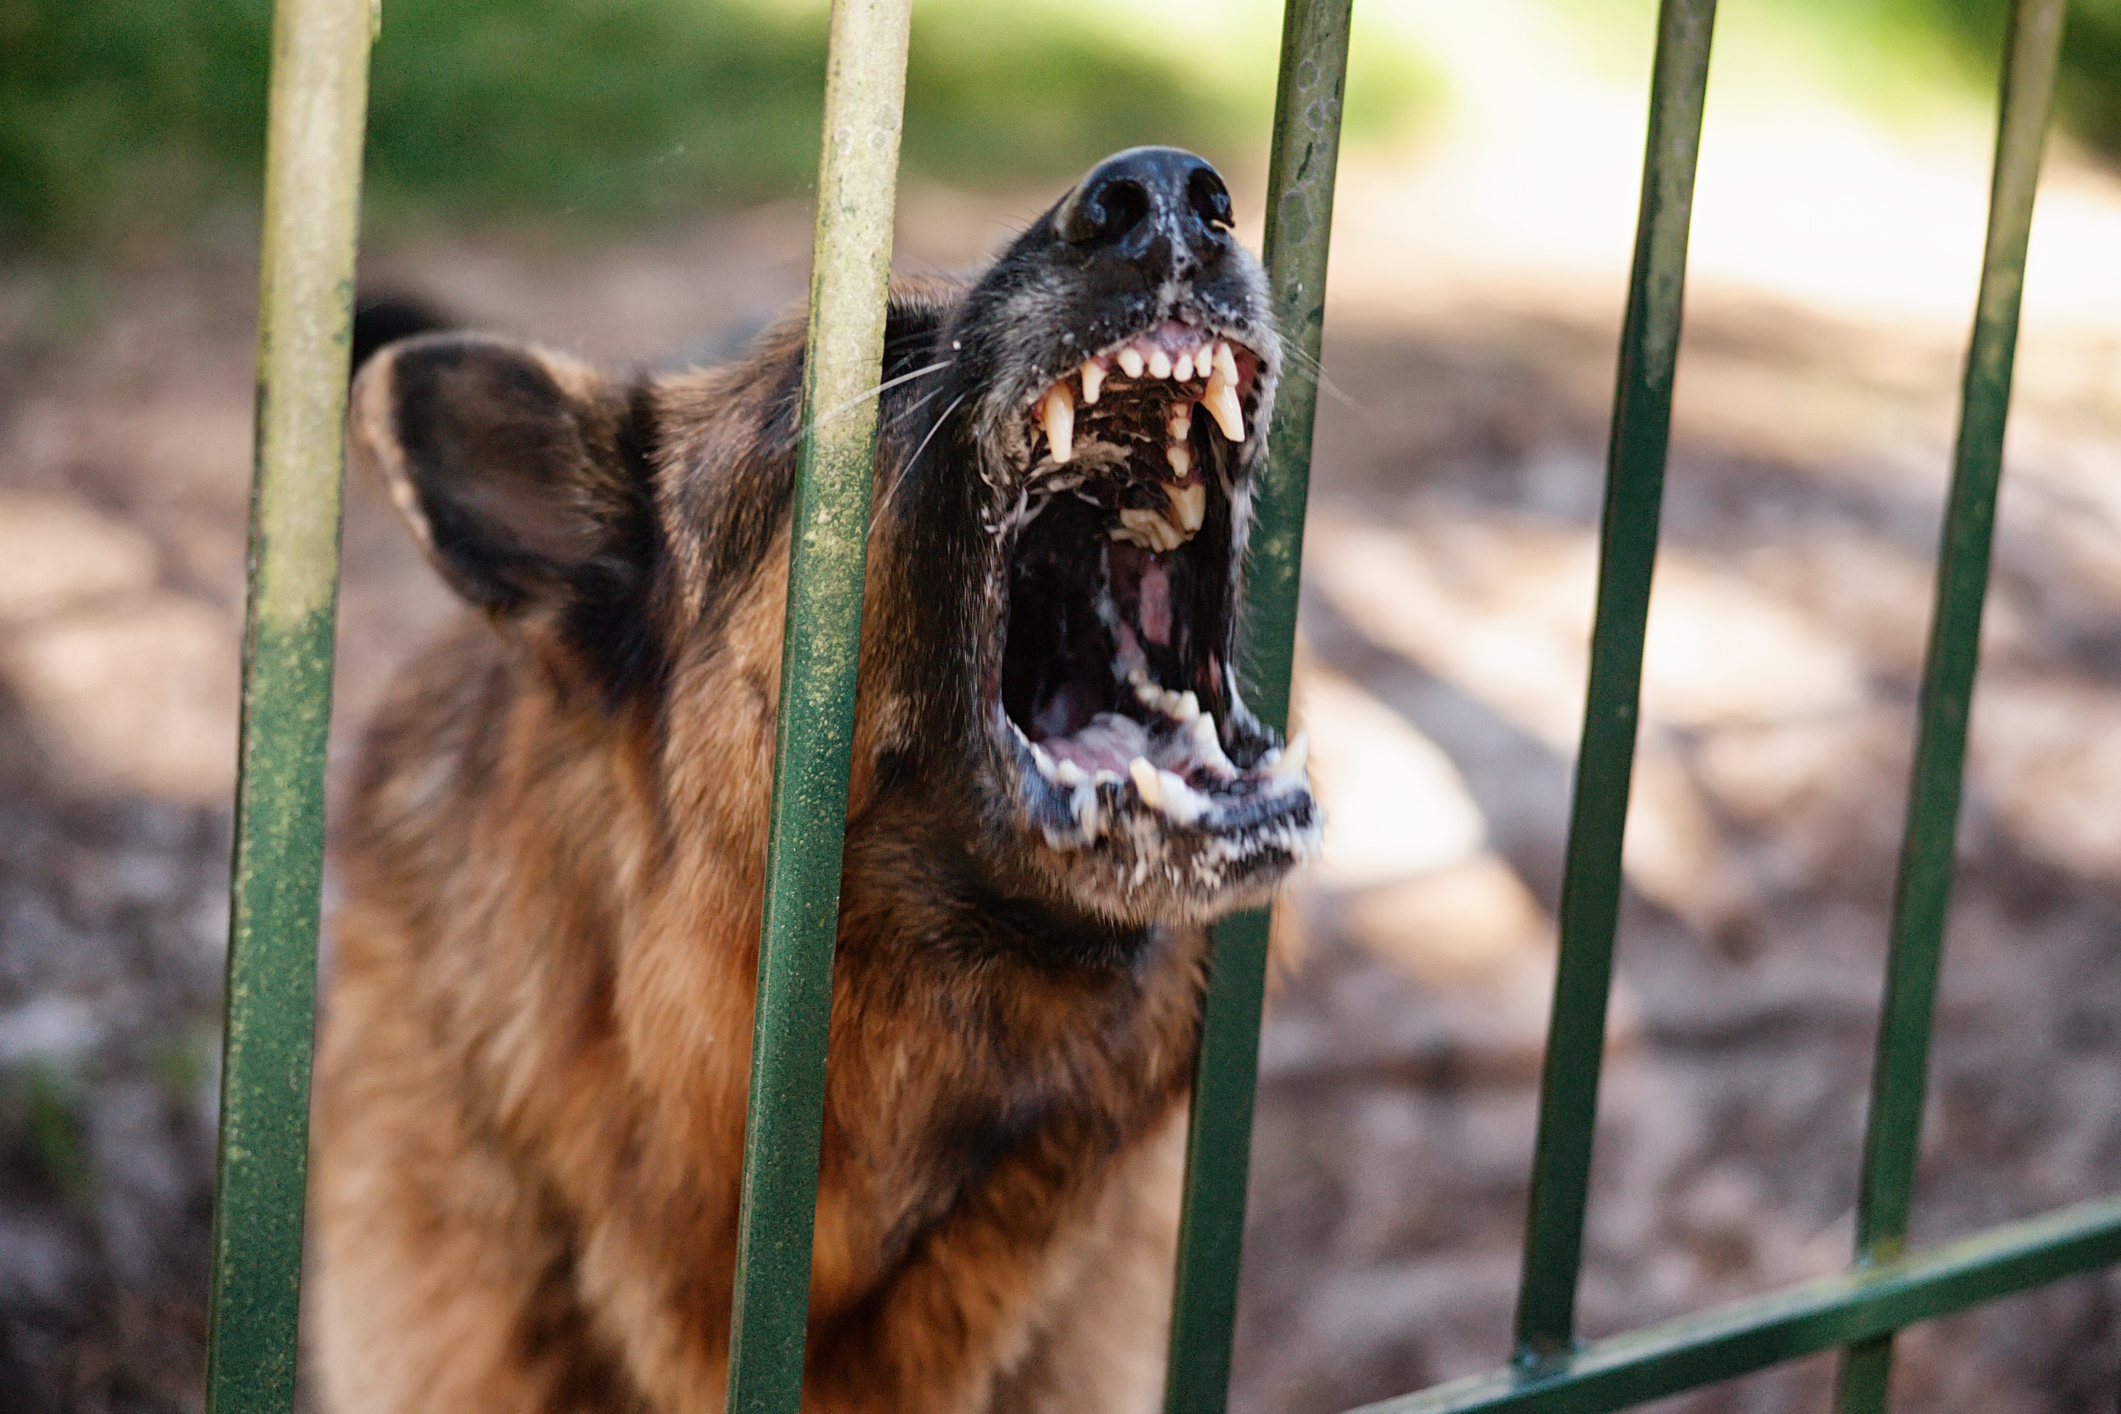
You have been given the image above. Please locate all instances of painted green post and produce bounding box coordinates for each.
[1350,1197,2121,1414]
[205,0,371,1408]
[723,1,912,1410]
[1512,0,1717,1369]
[1833,0,2066,1407]
[1162,2,1352,1411]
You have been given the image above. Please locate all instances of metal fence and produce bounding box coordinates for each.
[207,0,2121,1411]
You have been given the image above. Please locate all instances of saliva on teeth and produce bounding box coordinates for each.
[1033,335,1249,554]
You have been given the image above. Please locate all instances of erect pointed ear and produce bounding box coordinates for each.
[349,333,667,697]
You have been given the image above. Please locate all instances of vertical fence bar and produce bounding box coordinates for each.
[1512,0,1717,1369]
[1833,0,2066,1406]
[722,2,912,1410]
[204,0,371,1408]
[1162,3,1352,1411]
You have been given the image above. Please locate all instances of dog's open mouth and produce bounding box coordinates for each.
[985,319,1318,898]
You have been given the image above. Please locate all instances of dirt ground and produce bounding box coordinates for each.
[3,128,2121,1414]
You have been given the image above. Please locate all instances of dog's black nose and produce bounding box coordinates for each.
[1055,147,1234,284]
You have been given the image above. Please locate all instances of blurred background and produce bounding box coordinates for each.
[4,0,2121,1409]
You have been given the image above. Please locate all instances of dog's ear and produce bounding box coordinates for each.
[351,334,656,612]
[350,334,665,694]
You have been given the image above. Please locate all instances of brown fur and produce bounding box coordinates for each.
[312,149,1312,1414]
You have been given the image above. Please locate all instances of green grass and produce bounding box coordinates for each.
[3,0,2113,253]
[0,0,1436,250]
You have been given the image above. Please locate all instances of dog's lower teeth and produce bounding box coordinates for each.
[1264,730,1311,795]
[1128,757,1162,808]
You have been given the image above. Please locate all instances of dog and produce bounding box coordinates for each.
[310,146,1320,1414]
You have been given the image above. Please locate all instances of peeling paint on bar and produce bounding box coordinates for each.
[1514,0,1718,1368]
[1163,4,1351,1413]
[1834,0,2068,1407]
[206,0,370,1408]
[723,2,913,1411]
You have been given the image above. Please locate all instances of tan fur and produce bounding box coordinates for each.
[313,150,1309,1411]
[313,338,1202,1414]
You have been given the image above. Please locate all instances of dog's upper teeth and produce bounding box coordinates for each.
[1173,351,1195,382]
[1031,742,1059,781]
[1146,348,1173,380]
[1166,481,1205,534]
[1080,359,1104,405]
[1117,346,1145,379]
[1203,344,1245,443]
[1054,757,1087,787]
[1041,383,1075,464]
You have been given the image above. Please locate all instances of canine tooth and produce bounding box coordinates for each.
[1190,712,1237,775]
[1215,340,1239,384]
[1129,757,1162,808]
[1147,348,1173,380]
[1174,351,1194,382]
[1165,442,1192,479]
[1117,346,1145,378]
[1041,383,1075,464]
[1264,730,1310,793]
[1080,359,1104,405]
[1202,377,1245,443]
[1166,481,1206,534]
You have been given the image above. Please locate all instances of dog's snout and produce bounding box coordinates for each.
[1056,147,1233,284]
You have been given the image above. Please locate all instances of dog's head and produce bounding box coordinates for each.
[351,147,1318,933]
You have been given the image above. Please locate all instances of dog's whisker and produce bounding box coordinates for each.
[802,358,956,437]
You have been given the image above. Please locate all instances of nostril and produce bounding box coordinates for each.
[1187,167,1233,234]
[1063,176,1151,248]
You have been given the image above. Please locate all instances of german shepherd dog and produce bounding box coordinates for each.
[311,147,1320,1414]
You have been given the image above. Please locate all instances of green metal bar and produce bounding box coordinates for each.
[1513,0,1717,1367]
[1347,1195,2121,1414]
[205,0,371,1408]
[1834,0,2066,1406]
[723,2,911,1410]
[1162,4,1352,1411]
